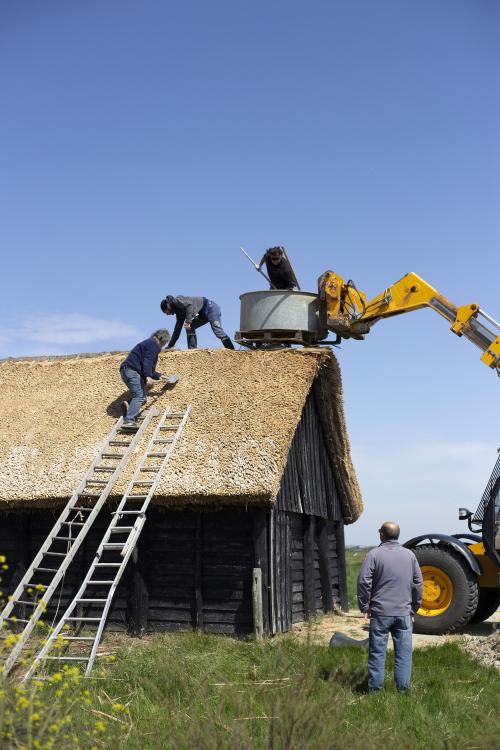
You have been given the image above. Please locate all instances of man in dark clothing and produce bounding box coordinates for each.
[257,247,298,290]
[120,329,170,428]
[160,295,235,350]
[357,521,423,692]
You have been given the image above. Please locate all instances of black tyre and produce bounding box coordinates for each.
[412,545,479,635]
[468,588,500,624]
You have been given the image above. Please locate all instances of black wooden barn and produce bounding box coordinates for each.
[0,349,363,636]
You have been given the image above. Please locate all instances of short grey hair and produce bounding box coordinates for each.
[152,329,170,346]
[379,521,400,540]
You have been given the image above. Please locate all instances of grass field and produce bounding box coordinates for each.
[2,550,499,750]
[345,546,370,608]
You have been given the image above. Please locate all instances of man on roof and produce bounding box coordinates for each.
[160,295,235,350]
[257,247,298,290]
[120,329,171,429]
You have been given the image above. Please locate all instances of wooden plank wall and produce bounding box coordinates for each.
[0,508,255,636]
[276,390,341,521]
[269,510,346,633]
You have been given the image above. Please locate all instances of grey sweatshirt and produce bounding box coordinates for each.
[167,296,206,347]
[357,541,423,616]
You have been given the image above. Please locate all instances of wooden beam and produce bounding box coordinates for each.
[194,511,204,630]
[252,568,264,640]
[303,516,316,619]
[252,509,270,633]
[335,520,349,611]
[317,518,334,612]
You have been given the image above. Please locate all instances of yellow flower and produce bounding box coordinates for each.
[94,721,106,732]
[1,564,9,570]
[0,555,6,563]
[112,702,126,712]
[31,713,42,722]
[17,696,29,709]
[50,672,63,683]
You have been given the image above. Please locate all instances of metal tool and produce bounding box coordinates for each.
[23,405,191,680]
[0,408,158,677]
[240,246,276,289]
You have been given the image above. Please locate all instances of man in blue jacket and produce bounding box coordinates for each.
[120,329,170,428]
[357,521,423,692]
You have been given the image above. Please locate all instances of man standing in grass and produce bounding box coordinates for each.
[357,522,423,692]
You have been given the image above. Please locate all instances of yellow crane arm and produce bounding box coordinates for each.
[318,270,500,373]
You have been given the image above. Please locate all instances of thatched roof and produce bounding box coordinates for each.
[0,349,363,522]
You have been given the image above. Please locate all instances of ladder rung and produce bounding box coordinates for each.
[76,598,108,603]
[133,481,154,486]
[140,466,162,472]
[94,466,115,473]
[85,580,113,585]
[112,510,145,516]
[94,563,121,567]
[43,656,90,661]
[109,440,132,446]
[124,494,148,500]
[147,452,168,457]
[101,453,124,459]
[15,600,37,606]
[52,536,77,542]
[73,506,94,512]
[153,438,174,443]
[102,544,125,550]
[159,426,179,431]
[43,551,67,557]
[33,567,58,573]
[5,617,30,623]
[63,636,97,641]
[85,480,108,485]
[61,521,85,526]
[109,527,134,533]
[65,617,102,621]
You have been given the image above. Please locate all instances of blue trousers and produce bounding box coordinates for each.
[187,300,231,349]
[120,364,147,421]
[368,615,413,691]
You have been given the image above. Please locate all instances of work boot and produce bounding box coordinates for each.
[222,337,235,350]
[122,420,138,430]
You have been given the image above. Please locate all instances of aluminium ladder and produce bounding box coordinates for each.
[24,405,191,680]
[0,408,158,677]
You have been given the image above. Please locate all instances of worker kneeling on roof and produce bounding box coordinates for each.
[257,247,298,290]
[160,295,235,350]
[120,329,171,429]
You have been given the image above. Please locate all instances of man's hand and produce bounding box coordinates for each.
[183,321,192,330]
[363,611,371,620]
[146,377,156,387]
[255,263,261,271]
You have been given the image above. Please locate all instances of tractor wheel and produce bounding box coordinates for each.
[413,545,479,635]
[468,588,500,625]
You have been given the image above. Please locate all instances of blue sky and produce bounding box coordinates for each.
[1,1,499,544]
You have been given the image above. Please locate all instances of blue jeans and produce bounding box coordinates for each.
[187,300,231,349]
[120,365,147,421]
[368,615,413,691]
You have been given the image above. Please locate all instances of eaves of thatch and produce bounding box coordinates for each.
[0,349,363,523]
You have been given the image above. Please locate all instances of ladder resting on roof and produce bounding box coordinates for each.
[23,405,191,680]
[0,408,158,677]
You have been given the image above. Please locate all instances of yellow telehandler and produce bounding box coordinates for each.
[318,270,500,634]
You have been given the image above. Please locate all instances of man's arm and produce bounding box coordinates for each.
[257,252,268,270]
[357,552,375,615]
[167,314,185,348]
[142,342,161,381]
[411,555,423,616]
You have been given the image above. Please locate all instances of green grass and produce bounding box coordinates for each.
[3,551,499,749]
[61,632,499,750]
[346,546,371,608]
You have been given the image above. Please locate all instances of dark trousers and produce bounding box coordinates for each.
[187,300,234,349]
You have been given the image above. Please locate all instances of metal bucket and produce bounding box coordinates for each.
[239,290,321,336]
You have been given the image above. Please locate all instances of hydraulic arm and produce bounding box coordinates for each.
[318,271,500,374]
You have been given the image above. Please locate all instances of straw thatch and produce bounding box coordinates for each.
[0,349,363,522]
